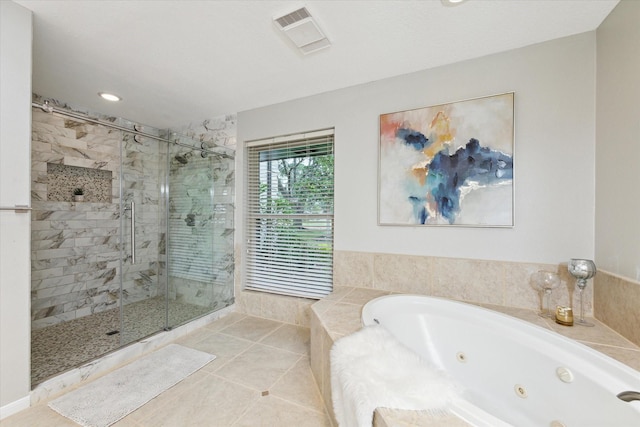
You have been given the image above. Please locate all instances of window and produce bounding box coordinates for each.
[244,129,334,298]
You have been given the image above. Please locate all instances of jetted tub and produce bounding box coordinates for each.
[361,295,640,427]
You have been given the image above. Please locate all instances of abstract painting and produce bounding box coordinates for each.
[379,93,514,227]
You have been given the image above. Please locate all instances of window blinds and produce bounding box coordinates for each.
[245,129,334,299]
[167,154,222,284]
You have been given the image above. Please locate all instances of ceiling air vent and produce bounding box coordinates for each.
[273,7,331,55]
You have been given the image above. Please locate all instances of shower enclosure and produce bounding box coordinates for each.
[30,100,235,386]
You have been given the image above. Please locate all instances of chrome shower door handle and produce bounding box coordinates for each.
[127,201,136,264]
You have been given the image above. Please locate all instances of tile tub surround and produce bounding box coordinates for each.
[334,250,590,315]
[235,288,317,327]
[236,250,593,329]
[236,251,640,355]
[374,408,473,427]
[6,309,332,426]
[310,287,640,426]
[595,270,640,347]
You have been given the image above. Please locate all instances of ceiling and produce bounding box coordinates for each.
[16,0,618,129]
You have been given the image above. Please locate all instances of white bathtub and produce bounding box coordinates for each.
[361,295,640,427]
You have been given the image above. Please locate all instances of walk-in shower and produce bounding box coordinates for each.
[30,98,235,386]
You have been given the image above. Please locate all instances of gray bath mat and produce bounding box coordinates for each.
[48,344,215,427]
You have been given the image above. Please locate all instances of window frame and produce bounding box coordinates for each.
[243,128,335,299]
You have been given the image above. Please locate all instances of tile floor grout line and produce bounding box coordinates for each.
[186,329,257,349]
[270,353,305,386]
[259,352,328,413]
[207,371,273,424]
[307,351,331,416]
[209,345,305,395]
[213,363,329,425]
[259,322,285,341]
[205,340,259,373]
[126,363,218,425]
[215,316,283,341]
[232,312,312,329]
[5,316,331,426]
[227,389,263,427]
[212,342,301,390]
[267,389,330,417]
[256,339,309,356]
[260,392,330,417]
[203,312,248,332]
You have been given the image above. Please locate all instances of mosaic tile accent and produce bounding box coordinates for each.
[31,296,214,387]
[47,163,112,203]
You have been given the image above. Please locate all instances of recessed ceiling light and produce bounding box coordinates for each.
[98,92,122,102]
[441,0,468,6]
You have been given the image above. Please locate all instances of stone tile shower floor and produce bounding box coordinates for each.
[31,296,214,387]
[6,313,330,427]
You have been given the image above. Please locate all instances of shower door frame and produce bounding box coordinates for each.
[118,124,231,344]
[31,100,230,345]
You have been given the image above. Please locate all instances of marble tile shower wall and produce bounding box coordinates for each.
[177,114,237,149]
[120,131,165,304]
[162,116,236,309]
[31,106,163,329]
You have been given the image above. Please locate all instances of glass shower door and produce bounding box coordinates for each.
[119,132,167,344]
[165,142,223,328]
[119,129,235,343]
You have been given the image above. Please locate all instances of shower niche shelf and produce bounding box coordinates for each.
[47,163,112,203]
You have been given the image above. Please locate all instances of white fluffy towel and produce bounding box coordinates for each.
[330,325,461,427]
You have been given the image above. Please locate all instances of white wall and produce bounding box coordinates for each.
[0,0,32,417]
[595,0,640,282]
[237,32,596,265]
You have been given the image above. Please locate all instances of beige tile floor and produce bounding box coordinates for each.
[2,313,332,427]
